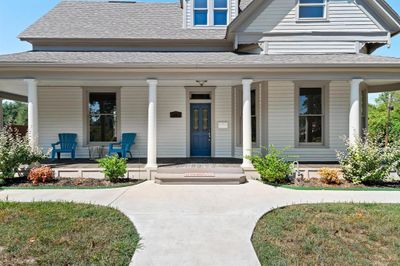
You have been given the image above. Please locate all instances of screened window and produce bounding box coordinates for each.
[298,0,326,19]
[89,92,117,142]
[194,0,208,25]
[298,88,323,144]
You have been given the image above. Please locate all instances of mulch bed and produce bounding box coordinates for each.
[1,176,141,188]
[291,178,400,189]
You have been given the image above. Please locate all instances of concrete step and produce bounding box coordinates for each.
[155,171,247,185]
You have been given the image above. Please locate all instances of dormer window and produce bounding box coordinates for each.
[298,0,327,20]
[193,0,228,26]
[194,0,208,26]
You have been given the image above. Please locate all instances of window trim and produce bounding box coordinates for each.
[294,81,329,148]
[297,0,328,21]
[83,87,121,146]
[192,0,229,27]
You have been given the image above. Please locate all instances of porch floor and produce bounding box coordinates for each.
[43,157,243,169]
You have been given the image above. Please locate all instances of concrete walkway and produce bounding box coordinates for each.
[2,181,400,266]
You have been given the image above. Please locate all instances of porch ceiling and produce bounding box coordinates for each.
[365,79,400,93]
[0,80,27,102]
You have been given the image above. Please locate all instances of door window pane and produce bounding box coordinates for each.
[202,109,208,130]
[193,109,199,130]
[89,93,117,142]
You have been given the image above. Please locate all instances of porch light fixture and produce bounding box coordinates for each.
[196,80,208,87]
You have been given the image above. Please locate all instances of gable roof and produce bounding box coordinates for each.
[19,1,226,41]
[239,0,253,11]
[228,0,400,37]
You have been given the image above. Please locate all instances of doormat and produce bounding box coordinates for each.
[184,173,215,177]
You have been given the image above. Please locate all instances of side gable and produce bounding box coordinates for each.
[227,0,400,55]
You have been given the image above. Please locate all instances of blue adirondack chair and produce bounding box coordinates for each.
[51,133,78,160]
[108,133,136,158]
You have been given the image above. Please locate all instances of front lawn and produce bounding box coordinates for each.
[0,202,139,265]
[252,203,400,265]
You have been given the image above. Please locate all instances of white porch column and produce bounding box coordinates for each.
[349,79,363,144]
[0,97,3,130]
[146,79,158,168]
[241,79,253,168]
[25,79,38,148]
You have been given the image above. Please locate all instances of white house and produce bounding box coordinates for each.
[0,0,400,178]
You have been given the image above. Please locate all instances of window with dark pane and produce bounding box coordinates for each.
[299,88,323,144]
[251,89,257,143]
[89,92,117,142]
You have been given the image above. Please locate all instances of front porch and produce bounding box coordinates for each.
[1,72,399,180]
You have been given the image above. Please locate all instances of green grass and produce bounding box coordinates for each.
[0,202,139,265]
[252,203,400,265]
[277,184,400,191]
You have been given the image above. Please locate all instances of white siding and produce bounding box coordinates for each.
[266,41,356,54]
[241,0,381,33]
[121,87,148,158]
[328,81,350,154]
[215,86,232,157]
[38,87,85,158]
[157,87,187,157]
[267,81,349,162]
[236,0,384,54]
[268,81,296,148]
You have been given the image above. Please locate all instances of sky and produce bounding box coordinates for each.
[1,0,400,103]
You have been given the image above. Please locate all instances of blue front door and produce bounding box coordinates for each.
[190,103,211,157]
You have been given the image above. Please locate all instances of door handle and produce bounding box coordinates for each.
[208,132,211,142]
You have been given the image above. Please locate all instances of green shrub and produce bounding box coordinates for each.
[387,141,400,176]
[246,145,294,183]
[98,155,127,182]
[0,128,45,180]
[337,136,399,184]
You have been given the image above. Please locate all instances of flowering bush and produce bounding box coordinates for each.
[319,168,341,185]
[247,145,294,183]
[98,155,127,182]
[0,129,46,181]
[28,166,54,185]
[337,136,399,184]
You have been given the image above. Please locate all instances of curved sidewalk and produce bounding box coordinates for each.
[2,181,400,266]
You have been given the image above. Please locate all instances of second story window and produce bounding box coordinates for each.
[194,0,208,26]
[193,0,228,26]
[298,0,327,20]
[214,0,228,26]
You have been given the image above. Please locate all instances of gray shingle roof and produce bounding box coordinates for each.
[239,0,254,11]
[1,51,400,67]
[19,1,226,40]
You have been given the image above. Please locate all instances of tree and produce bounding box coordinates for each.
[2,101,28,126]
[368,92,400,144]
